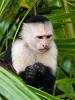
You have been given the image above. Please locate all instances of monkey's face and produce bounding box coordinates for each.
[36,35,52,52]
[26,22,53,52]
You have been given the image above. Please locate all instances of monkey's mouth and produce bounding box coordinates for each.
[39,48,50,52]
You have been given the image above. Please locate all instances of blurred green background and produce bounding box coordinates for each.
[0,0,75,100]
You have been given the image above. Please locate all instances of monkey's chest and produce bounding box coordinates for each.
[26,50,50,67]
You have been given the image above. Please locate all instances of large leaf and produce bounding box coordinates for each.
[0,67,40,100]
[55,38,75,55]
[0,67,59,100]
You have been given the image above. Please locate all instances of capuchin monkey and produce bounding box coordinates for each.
[6,15,58,94]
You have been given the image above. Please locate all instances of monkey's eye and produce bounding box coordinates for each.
[37,36,43,39]
[46,35,52,39]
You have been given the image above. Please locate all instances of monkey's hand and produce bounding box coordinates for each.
[25,66,36,81]
[19,66,37,86]
[33,63,46,77]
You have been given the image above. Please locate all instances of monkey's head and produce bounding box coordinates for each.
[20,15,54,53]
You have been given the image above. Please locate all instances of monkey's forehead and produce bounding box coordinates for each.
[32,23,52,35]
[22,22,53,35]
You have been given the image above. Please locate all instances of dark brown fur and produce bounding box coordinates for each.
[0,58,17,74]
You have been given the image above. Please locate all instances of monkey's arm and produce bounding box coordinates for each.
[11,40,29,74]
[0,58,17,74]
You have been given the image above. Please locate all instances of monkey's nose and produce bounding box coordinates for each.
[42,44,47,48]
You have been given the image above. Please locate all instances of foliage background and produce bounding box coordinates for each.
[0,0,75,100]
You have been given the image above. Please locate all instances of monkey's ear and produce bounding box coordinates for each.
[22,23,31,32]
[22,23,35,33]
[23,23,29,28]
[22,23,33,30]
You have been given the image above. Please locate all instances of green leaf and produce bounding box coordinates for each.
[7,24,17,39]
[56,78,75,84]
[0,67,59,100]
[46,11,75,21]
[28,85,59,100]
[56,93,75,99]
[55,38,75,55]
[0,0,10,17]
[0,67,41,100]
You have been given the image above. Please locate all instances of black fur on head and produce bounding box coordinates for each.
[26,15,49,23]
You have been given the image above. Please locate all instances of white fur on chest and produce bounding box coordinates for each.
[11,40,58,75]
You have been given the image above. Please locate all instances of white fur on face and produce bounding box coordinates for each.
[20,22,53,52]
[11,21,58,75]
[20,22,53,40]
